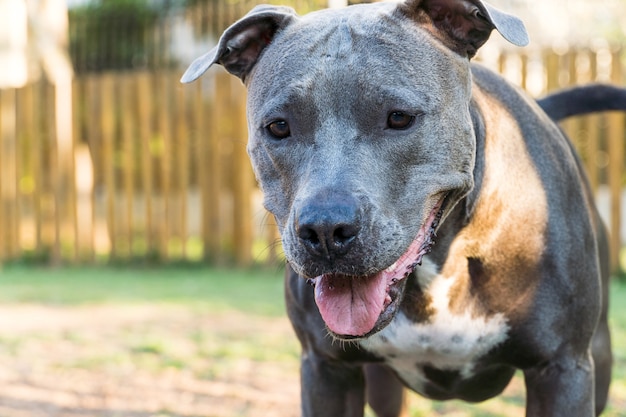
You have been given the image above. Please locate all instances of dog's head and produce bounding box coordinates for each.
[182,0,528,339]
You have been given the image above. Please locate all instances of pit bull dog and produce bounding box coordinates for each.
[181,1,615,415]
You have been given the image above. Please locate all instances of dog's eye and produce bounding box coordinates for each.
[387,111,415,130]
[266,120,291,139]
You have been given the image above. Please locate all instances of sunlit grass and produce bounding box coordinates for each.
[0,266,623,416]
[0,264,286,315]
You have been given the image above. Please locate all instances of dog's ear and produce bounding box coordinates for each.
[181,5,296,83]
[401,0,528,58]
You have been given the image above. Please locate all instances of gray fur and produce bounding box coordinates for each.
[182,1,612,416]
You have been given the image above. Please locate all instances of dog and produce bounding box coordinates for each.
[181,1,617,415]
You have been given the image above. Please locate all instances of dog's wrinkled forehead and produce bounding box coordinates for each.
[180,0,528,84]
[247,4,430,90]
[244,5,465,122]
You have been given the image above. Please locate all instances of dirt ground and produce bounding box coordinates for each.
[0,305,623,417]
[0,305,301,417]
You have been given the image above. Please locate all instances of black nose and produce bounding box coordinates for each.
[295,193,361,259]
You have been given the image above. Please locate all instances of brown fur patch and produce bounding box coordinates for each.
[443,85,547,320]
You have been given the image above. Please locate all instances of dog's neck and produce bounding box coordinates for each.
[423,94,486,269]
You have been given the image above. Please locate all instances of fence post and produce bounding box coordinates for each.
[562,50,580,148]
[137,71,154,258]
[32,82,44,259]
[608,48,624,273]
[545,49,560,93]
[158,71,173,260]
[100,73,117,259]
[18,83,37,256]
[0,88,19,261]
[586,49,600,192]
[174,71,190,259]
[71,77,81,261]
[191,74,209,262]
[53,75,77,264]
[203,70,225,263]
[231,77,253,266]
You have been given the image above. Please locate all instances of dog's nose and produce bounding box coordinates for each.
[295,193,361,259]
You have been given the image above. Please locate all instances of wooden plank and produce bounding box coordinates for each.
[70,77,81,261]
[519,53,528,91]
[0,89,3,262]
[584,114,601,193]
[158,71,172,259]
[74,139,95,264]
[65,81,77,262]
[32,82,44,257]
[545,49,560,92]
[608,49,624,273]
[74,143,95,264]
[562,51,579,147]
[85,75,100,261]
[13,88,23,259]
[38,82,55,259]
[193,72,213,262]
[607,110,624,274]
[497,51,506,76]
[204,71,225,263]
[174,72,189,259]
[137,71,154,257]
[55,76,78,263]
[0,89,19,260]
[44,81,62,265]
[121,73,135,257]
[17,83,36,255]
[231,76,252,266]
[100,73,117,259]
[586,50,600,192]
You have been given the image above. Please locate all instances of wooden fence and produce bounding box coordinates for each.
[0,47,625,269]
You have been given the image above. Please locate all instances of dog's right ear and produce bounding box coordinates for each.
[181,5,297,83]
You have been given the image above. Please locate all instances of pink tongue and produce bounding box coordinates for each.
[314,272,388,336]
[311,197,444,337]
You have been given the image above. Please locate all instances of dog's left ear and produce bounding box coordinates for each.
[401,0,528,58]
[181,5,297,83]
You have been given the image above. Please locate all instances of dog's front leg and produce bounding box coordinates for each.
[300,351,366,417]
[523,351,596,416]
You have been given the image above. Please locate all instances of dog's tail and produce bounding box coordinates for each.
[537,84,626,121]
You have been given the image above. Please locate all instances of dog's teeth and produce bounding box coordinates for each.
[308,277,320,287]
[383,294,392,309]
[385,261,399,273]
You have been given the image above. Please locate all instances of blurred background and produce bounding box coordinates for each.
[0,0,625,270]
[0,1,625,416]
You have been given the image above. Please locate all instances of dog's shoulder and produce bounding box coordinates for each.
[470,63,543,119]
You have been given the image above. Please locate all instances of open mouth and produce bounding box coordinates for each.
[309,195,447,339]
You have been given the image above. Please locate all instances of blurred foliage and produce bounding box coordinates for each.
[67,0,375,73]
[69,0,162,73]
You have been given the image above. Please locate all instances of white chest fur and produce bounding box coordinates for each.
[360,259,510,390]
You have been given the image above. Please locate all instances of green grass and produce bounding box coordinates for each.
[0,265,624,416]
[0,264,287,315]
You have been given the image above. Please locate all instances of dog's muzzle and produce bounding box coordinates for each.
[292,193,446,338]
